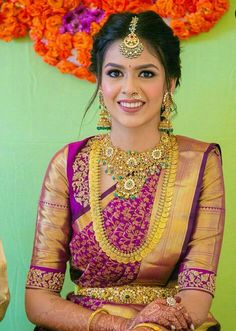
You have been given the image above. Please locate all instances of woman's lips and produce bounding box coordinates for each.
[118,99,145,113]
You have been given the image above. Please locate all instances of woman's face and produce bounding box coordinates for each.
[101,39,175,131]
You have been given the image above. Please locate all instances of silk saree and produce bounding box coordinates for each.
[26,135,225,330]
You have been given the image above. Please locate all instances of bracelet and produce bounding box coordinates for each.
[133,323,162,330]
[87,308,109,331]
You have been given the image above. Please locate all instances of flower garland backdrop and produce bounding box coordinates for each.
[0,0,229,82]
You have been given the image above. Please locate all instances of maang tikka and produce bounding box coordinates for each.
[97,90,111,130]
[119,16,144,59]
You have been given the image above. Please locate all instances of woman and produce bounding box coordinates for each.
[25,11,225,331]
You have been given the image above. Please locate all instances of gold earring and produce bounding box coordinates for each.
[159,92,177,134]
[97,90,111,131]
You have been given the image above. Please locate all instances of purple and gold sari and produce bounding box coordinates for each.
[26,135,225,330]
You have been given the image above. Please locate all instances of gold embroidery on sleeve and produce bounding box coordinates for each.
[178,269,216,295]
[26,268,65,292]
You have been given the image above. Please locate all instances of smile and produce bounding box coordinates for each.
[119,101,143,108]
[118,99,145,113]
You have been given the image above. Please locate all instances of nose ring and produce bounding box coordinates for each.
[131,92,142,99]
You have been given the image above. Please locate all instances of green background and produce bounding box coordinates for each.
[0,3,236,330]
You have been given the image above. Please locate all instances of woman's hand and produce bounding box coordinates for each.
[127,297,193,331]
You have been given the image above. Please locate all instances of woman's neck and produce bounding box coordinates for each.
[109,125,161,152]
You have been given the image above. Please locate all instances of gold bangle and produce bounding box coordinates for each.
[133,323,162,330]
[87,308,109,331]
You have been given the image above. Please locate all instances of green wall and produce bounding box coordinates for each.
[0,3,236,330]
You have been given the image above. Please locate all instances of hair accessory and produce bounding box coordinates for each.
[159,91,177,134]
[87,308,109,331]
[97,90,111,130]
[119,16,144,59]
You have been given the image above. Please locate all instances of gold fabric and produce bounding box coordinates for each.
[26,135,225,331]
[26,145,71,292]
[0,240,10,320]
[136,136,224,294]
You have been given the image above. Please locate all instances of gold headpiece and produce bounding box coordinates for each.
[119,16,144,59]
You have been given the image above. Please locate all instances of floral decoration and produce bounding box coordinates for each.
[0,0,229,82]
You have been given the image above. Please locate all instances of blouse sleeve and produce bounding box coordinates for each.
[26,145,71,293]
[178,147,225,296]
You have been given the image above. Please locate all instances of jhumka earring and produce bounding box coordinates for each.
[159,91,177,134]
[97,90,111,131]
[119,16,144,59]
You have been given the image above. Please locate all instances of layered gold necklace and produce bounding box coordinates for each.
[89,134,179,264]
[99,133,171,199]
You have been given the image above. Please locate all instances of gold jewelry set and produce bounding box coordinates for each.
[97,16,176,134]
[87,16,179,331]
[99,133,170,200]
[89,134,178,264]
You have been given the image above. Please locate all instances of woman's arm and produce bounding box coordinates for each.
[178,290,212,328]
[26,289,131,331]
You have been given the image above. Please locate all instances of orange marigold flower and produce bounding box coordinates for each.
[13,22,28,38]
[57,60,77,73]
[1,2,15,16]
[90,21,101,36]
[73,32,92,50]
[46,15,62,32]
[34,40,48,56]
[125,0,153,13]
[43,53,59,66]
[56,32,73,59]
[77,48,92,67]
[17,0,32,6]
[63,0,82,10]
[30,16,45,40]
[171,20,191,39]
[27,3,46,17]
[48,0,64,9]
[82,0,102,8]
[18,9,32,26]
[73,66,96,82]
[45,29,59,42]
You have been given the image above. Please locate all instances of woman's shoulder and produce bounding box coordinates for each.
[175,135,220,154]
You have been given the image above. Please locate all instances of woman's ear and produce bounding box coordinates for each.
[170,78,177,93]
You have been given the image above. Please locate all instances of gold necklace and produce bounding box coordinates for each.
[99,133,171,199]
[89,135,178,264]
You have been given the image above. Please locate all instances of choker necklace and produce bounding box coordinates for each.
[98,133,171,199]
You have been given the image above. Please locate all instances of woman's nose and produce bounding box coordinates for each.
[121,76,138,96]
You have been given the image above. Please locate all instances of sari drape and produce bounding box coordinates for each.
[26,135,225,330]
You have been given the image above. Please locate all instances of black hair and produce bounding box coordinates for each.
[83,10,181,120]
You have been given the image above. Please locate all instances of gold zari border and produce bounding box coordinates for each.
[89,135,178,264]
[75,284,179,304]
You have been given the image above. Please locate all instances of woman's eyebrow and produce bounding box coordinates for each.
[104,63,160,70]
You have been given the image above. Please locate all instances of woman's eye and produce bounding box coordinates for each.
[106,70,122,78]
[139,71,155,78]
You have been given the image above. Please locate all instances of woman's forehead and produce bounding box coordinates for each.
[103,40,162,68]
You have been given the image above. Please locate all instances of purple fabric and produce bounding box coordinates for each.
[30,265,65,273]
[67,137,91,219]
[67,138,162,292]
